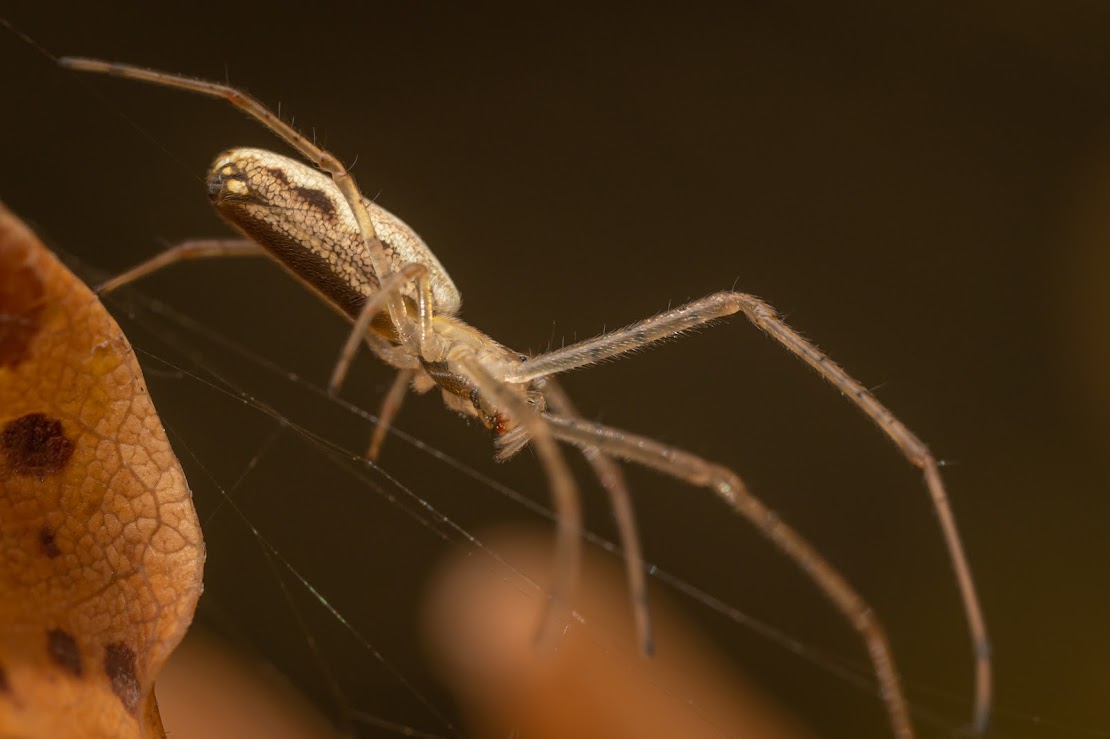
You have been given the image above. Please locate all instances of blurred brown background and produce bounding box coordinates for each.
[2,3,1107,737]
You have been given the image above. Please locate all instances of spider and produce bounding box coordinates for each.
[61,56,990,739]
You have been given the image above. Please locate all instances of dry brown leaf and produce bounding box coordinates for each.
[0,202,204,738]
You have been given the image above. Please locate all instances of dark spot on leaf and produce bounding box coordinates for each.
[294,186,337,217]
[39,525,60,558]
[0,241,46,369]
[104,641,140,713]
[47,628,82,677]
[0,662,9,695]
[0,413,75,479]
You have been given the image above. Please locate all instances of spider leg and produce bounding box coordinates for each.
[367,368,414,462]
[450,351,583,650]
[501,290,991,733]
[329,262,432,394]
[534,376,654,656]
[96,238,264,294]
[99,235,429,459]
[542,411,914,739]
[61,58,414,346]
[325,262,439,462]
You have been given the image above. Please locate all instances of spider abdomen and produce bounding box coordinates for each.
[207,147,462,320]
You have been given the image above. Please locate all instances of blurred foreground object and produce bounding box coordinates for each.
[0,202,203,737]
[156,632,342,739]
[422,526,815,739]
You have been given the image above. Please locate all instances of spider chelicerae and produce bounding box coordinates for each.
[61,56,991,739]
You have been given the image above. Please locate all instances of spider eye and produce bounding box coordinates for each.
[206,154,260,205]
[206,167,251,201]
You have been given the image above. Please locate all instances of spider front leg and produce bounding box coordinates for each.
[542,412,914,739]
[502,290,991,733]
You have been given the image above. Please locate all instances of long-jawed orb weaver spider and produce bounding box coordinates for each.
[61,56,991,739]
